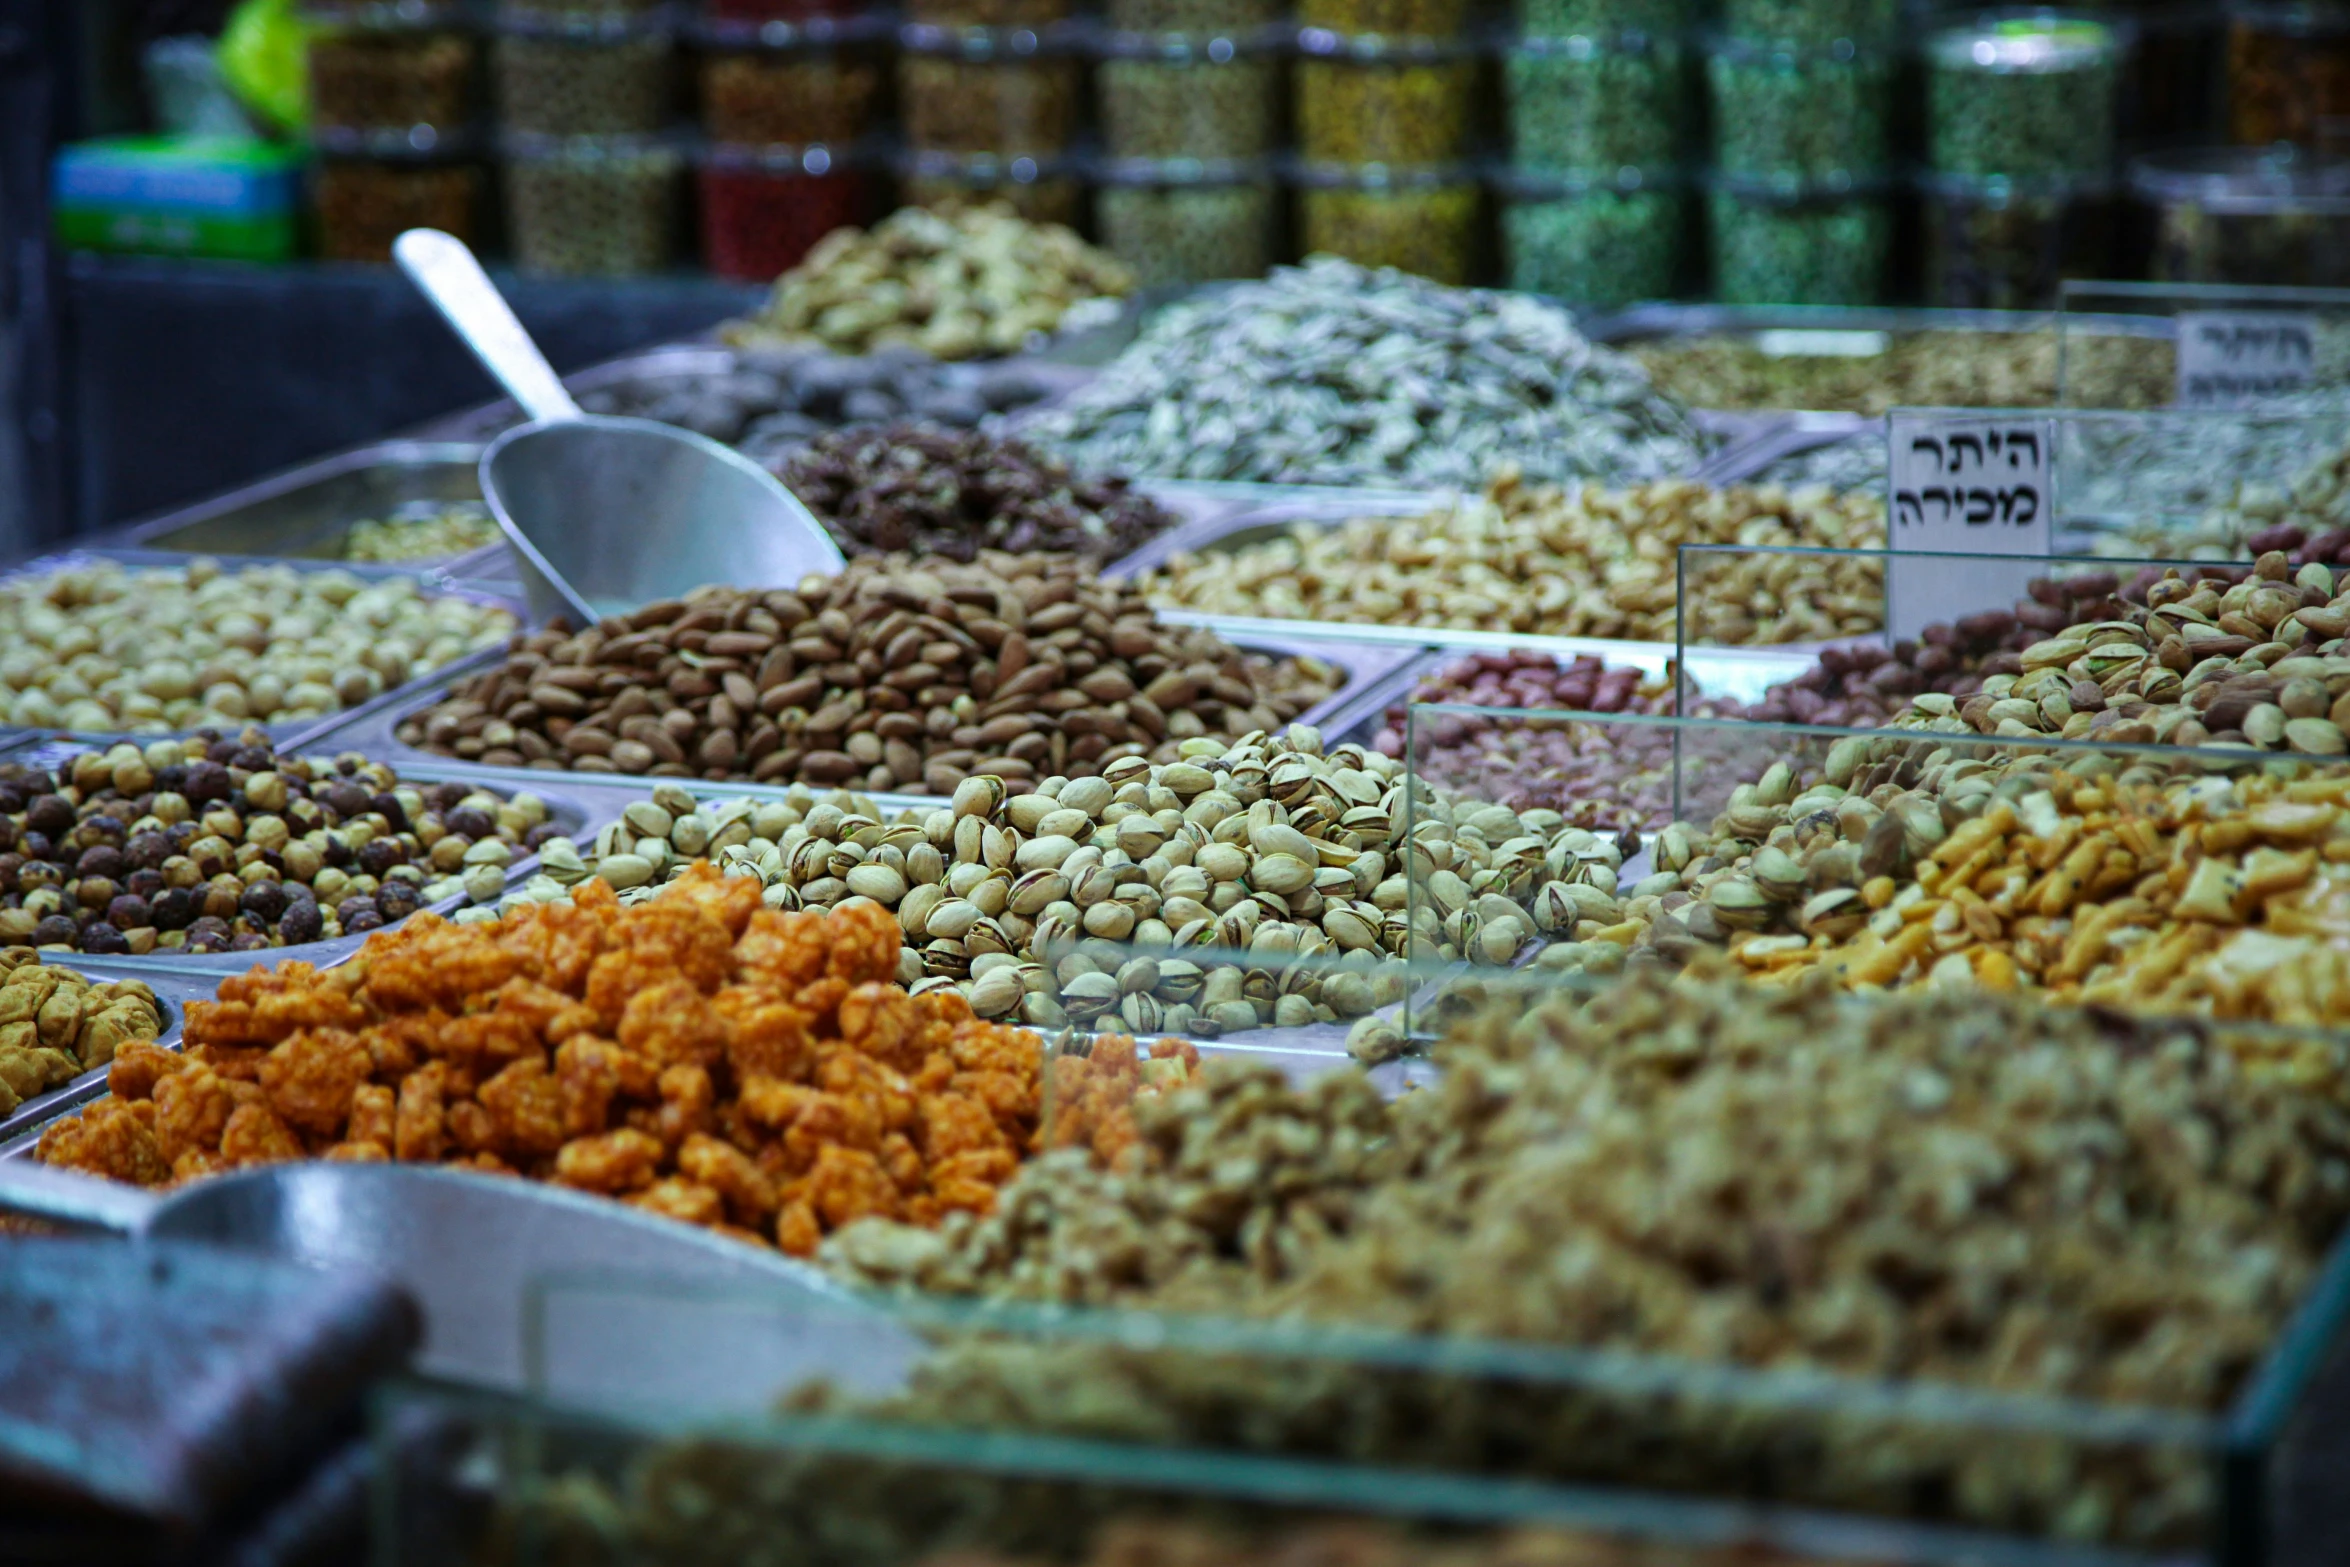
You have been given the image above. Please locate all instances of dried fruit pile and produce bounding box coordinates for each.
[0,952,163,1115]
[37,868,1190,1254]
[398,559,1342,795]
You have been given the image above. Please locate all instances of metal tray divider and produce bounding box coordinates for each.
[0,957,216,1155]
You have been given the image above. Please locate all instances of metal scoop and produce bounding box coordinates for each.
[393,228,844,627]
[0,1158,918,1403]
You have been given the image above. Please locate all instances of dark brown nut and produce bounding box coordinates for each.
[781,424,1180,565]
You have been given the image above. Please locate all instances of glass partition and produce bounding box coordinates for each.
[463,953,2350,1566]
[2055,280,2350,410]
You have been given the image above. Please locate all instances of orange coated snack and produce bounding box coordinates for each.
[36,864,1186,1253]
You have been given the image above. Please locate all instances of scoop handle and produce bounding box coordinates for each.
[0,1156,159,1234]
[394,228,583,425]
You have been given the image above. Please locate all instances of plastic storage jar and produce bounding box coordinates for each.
[1925,12,2122,179]
[1706,38,1891,180]
[1295,41,1480,165]
[698,143,874,279]
[697,37,887,146]
[1505,34,1685,176]
[1497,168,1683,305]
[502,133,682,274]
[707,0,866,19]
[899,150,1089,227]
[1109,0,1284,33]
[305,21,479,137]
[1521,0,1683,37]
[1920,171,2113,309]
[897,26,1085,156]
[1298,0,1470,40]
[313,156,485,262]
[909,0,1076,28]
[1707,176,1889,303]
[2228,5,2350,150]
[1097,35,1283,161]
[493,7,674,136]
[1095,162,1279,282]
[1719,0,1893,46]
[2131,146,2350,287]
[1294,162,1482,282]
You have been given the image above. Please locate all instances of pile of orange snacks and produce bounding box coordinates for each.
[37,866,1196,1255]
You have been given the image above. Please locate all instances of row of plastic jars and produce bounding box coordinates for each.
[301,0,489,261]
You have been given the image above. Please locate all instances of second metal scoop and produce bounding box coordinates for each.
[0,1158,919,1406]
[394,228,845,627]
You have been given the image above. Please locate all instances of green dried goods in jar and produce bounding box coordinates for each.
[1501,179,1683,305]
[1296,169,1481,283]
[1721,0,1893,46]
[1099,49,1281,160]
[1296,54,1478,164]
[1708,182,1888,303]
[493,16,672,137]
[1521,0,1683,37]
[1098,178,1278,284]
[1506,37,1685,175]
[1925,13,2121,180]
[503,135,679,276]
[1706,42,1890,180]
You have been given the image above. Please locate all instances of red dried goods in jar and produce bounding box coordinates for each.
[698,156,873,280]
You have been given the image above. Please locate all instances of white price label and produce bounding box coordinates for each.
[2176,312,2318,407]
[1885,414,2053,643]
[1755,328,1890,359]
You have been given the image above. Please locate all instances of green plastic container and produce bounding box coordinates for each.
[53,136,303,260]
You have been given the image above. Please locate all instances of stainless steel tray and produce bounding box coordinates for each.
[1584,301,2172,346]
[0,957,216,1156]
[287,631,1427,806]
[1700,412,1878,486]
[0,548,527,750]
[110,440,506,577]
[405,345,738,445]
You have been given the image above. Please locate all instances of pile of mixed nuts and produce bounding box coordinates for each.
[0,731,550,956]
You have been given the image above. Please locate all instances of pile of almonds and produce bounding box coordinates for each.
[495,728,1637,1039]
[0,730,550,956]
[397,555,1344,796]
